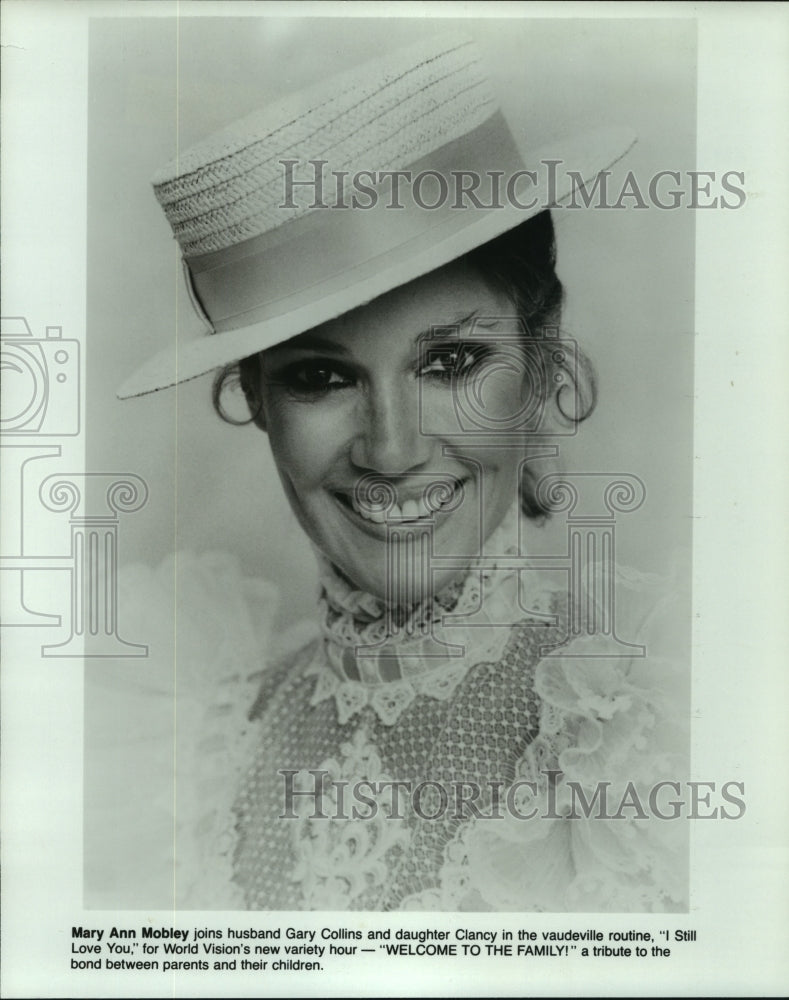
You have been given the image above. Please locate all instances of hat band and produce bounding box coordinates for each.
[185,111,528,334]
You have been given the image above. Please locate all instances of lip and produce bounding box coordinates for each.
[331,480,467,539]
[333,493,397,540]
[337,482,456,500]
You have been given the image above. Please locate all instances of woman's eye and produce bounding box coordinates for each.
[275,361,354,394]
[421,343,491,381]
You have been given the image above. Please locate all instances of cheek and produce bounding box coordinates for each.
[263,397,351,490]
[475,445,524,490]
[426,369,530,437]
[487,369,531,417]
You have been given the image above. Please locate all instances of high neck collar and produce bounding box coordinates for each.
[307,504,536,724]
[315,501,524,627]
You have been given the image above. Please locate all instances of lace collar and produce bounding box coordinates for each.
[307,504,542,725]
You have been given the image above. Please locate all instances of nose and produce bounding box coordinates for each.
[350,378,433,473]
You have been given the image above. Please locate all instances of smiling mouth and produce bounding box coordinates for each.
[333,481,465,525]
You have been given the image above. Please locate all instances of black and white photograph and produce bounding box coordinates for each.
[86,12,698,915]
[1,2,788,997]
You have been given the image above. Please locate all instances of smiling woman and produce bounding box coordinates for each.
[216,220,589,602]
[87,21,693,913]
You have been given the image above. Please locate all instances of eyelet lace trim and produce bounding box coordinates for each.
[289,728,412,909]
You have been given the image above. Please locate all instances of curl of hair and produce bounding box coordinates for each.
[212,210,596,519]
[212,356,263,426]
[466,211,597,519]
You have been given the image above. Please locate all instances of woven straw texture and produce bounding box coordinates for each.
[152,35,496,257]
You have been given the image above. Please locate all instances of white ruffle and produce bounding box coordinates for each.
[450,560,690,912]
[84,550,286,909]
[85,543,690,914]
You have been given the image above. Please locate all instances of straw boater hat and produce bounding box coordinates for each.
[118,33,634,399]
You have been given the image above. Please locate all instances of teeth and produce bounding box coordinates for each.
[401,499,419,520]
[345,484,461,524]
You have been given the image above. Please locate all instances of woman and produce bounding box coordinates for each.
[96,30,689,912]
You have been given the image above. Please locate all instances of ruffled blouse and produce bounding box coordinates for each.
[84,512,689,912]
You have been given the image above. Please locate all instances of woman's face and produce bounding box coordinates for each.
[256,260,534,602]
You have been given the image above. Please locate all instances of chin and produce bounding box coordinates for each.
[297,480,511,607]
[335,558,462,608]
[325,518,483,607]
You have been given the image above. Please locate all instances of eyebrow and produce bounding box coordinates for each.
[424,311,479,339]
[276,310,483,355]
[279,334,352,355]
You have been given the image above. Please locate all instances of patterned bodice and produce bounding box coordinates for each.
[233,607,557,910]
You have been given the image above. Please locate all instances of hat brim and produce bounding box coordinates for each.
[117,127,635,399]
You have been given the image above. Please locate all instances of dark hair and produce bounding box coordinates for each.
[466,210,597,517]
[213,210,596,519]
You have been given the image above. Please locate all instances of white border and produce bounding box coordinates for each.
[2,2,788,997]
